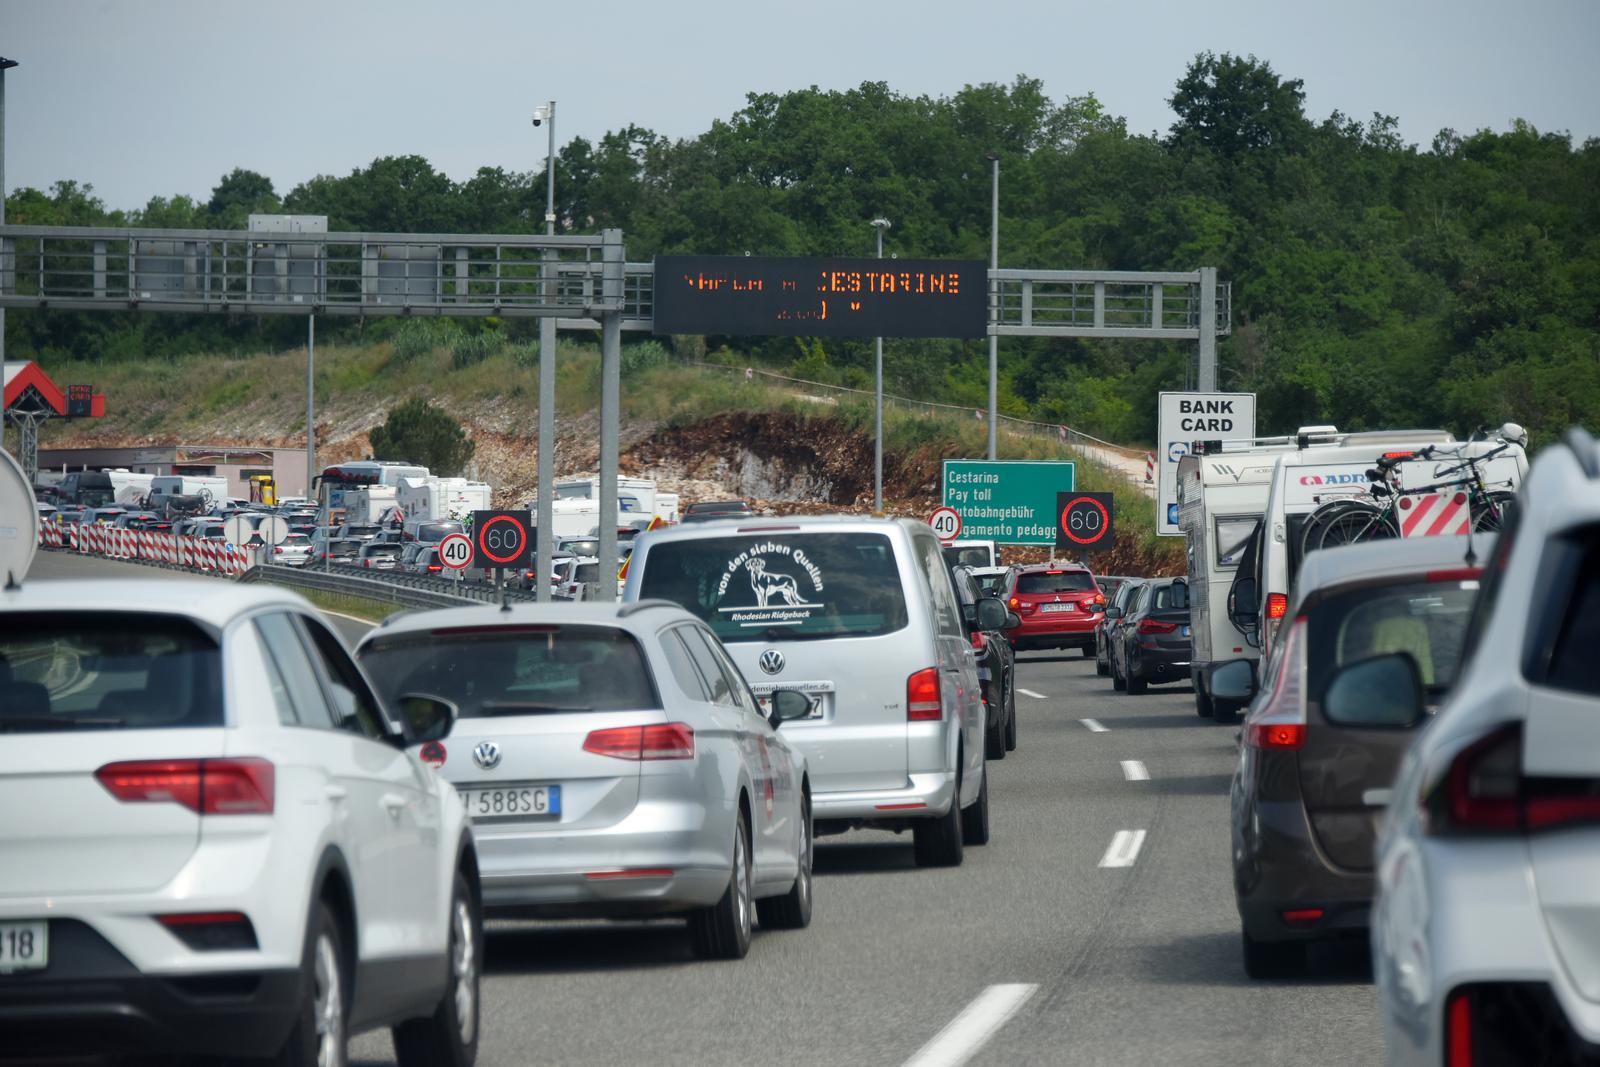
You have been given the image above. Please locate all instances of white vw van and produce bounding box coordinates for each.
[622,516,993,867]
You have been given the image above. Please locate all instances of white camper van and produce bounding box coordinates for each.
[1226,429,1526,663]
[147,474,229,511]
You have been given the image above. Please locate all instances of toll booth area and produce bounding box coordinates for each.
[35,444,309,501]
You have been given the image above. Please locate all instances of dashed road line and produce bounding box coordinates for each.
[901,983,1039,1067]
[1120,760,1149,781]
[1098,830,1148,869]
[1079,718,1109,733]
[1017,688,1049,700]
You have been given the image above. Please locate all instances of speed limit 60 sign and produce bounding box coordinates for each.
[471,510,533,571]
[438,532,473,570]
[1056,492,1115,552]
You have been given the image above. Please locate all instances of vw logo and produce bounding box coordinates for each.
[472,741,502,770]
[758,649,785,675]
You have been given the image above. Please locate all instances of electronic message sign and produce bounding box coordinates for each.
[653,255,987,338]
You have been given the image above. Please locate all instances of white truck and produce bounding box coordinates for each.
[551,475,659,518]
[108,469,154,507]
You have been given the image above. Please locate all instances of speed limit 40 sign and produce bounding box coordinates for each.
[928,506,963,543]
[471,510,533,571]
[437,532,473,570]
[1056,492,1115,552]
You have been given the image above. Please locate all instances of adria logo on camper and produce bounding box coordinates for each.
[1298,473,1366,486]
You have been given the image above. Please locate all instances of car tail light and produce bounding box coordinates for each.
[158,912,259,950]
[1246,616,1307,751]
[583,723,695,761]
[1281,908,1324,926]
[427,564,443,573]
[1008,596,1020,609]
[1446,989,1474,1067]
[273,546,284,555]
[1137,619,1178,635]
[96,759,275,815]
[969,631,986,650]
[1424,722,1600,835]
[907,668,942,721]
[1266,593,1288,620]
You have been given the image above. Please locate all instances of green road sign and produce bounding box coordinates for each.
[941,460,1076,545]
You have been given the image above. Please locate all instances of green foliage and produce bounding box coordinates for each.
[450,330,502,369]
[620,340,671,377]
[390,319,454,362]
[368,398,475,477]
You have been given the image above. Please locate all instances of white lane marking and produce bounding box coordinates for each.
[1079,718,1109,732]
[901,983,1039,1067]
[1120,760,1149,781]
[1017,688,1048,699]
[1098,829,1148,868]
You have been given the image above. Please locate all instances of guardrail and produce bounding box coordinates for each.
[238,564,514,610]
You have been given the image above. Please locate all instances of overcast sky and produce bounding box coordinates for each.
[4,0,1597,210]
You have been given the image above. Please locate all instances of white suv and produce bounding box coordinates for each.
[1372,428,1600,1065]
[0,579,481,1066]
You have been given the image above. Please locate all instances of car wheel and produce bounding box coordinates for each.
[1095,647,1110,677]
[1003,679,1018,752]
[913,776,965,868]
[1241,930,1306,980]
[756,791,813,930]
[1195,678,1215,719]
[273,900,348,1067]
[393,871,481,1067]
[960,766,990,846]
[1111,655,1126,692]
[689,809,753,960]
[984,692,1006,760]
[1213,699,1240,726]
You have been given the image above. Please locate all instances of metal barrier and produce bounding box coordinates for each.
[238,564,506,610]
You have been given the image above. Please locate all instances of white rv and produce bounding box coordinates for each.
[396,475,492,524]
[551,475,659,518]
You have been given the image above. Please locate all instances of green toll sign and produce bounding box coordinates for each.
[940,460,1076,545]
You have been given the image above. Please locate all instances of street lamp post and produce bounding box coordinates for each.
[0,57,17,367]
[534,100,556,602]
[986,153,999,461]
[871,218,891,512]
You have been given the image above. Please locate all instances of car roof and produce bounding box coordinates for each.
[2,578,314,627]
[361,600,700,644]
[1295,534,1494,600]
[1012,561,1091,573]
[638,514,921,542]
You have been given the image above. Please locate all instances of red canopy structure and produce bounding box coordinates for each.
[2,360,102,483]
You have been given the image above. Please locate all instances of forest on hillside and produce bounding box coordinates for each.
[7,53,1597,445]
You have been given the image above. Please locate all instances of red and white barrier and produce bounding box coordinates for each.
[1398,492,1471,538]
[39,518,249,576]
[1145,453,1155,483]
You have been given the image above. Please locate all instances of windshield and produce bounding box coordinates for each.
[329,540,359,557]
[637,532,908,642]
[343,525,380,538]
[363,544,400,558]
[561,539,600,557]
[1308,578,1479,697]
[359,625,660,715]
[0,613,223,733]
[414,522,462,542]
[943,546,992,568]
[1017,571,1096,594]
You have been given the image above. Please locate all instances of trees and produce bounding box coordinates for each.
[368,399,475,477]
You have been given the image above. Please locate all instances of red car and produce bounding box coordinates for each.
[1003,563,1106,655]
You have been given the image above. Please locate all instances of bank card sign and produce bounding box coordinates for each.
[941,460,1076,545]
[1157,392,1256,536]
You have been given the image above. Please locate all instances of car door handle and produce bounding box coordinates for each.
[324,785,348,802]
[381,793,407,816]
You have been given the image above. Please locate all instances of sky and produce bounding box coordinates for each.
[3,0,1598,211]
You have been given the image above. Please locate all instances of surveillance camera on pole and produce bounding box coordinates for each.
[531,105,551,128]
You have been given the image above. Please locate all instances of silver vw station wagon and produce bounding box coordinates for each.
[623,516,992,867]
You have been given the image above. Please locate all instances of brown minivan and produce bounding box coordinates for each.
[1220,533,1490,978]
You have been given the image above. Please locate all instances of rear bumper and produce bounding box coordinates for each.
[1008,612,1100,649]
[812,770,956,824]
[0,921,300,1060]
[1233,799,1373,942]
[1128,648,1193,682]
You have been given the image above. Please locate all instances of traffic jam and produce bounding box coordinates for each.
[3,418,1598,1067]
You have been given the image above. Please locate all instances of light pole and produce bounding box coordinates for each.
[871,217,891,512]
[986,153,999,461]
[533,101,556,601]
[0,57,17,367]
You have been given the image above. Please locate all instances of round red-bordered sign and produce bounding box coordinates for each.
[1059,495,1111,546]
[476,514,528,566]
[438,532,473,570]
[928,506,963,542]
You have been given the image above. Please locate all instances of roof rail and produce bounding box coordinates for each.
[1563,427,1600,479]
[615,598,681,618]
[1189,431,1340,456]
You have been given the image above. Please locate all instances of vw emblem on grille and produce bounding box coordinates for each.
[758,649,785,675]
[472,741,502,770]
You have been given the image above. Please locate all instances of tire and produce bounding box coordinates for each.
[756,791,812,930]
[1473,490,1517,532]
[1314,501,1397,551]
[1003,679,1018,752]
[1242,930,1307,980]
[1081,644,1095,658]
[393,871,481,1067]
[273,900,348,1067]
[913,776,965,868]
[689,809,754,960]
[1111,654,1126,692]
[1125,667,1148,695]
[1195,677,1215,719]
[984,691,1006,760]
[1095,657,1109,677]
[960,767,990,846]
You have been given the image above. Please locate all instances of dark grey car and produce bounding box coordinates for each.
[1107,578,1191,694]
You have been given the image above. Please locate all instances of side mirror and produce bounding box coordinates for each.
[975,596,1008,631]
[1210,659,1256,704]
[397,692,459,744]
[768,689,816,728]
[1323,653,1424,728]
[1229,577,1259,628]
[1104,605,1123,620]
[1004,611,1022,630]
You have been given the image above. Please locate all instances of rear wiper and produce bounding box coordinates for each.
[0,716,126,732]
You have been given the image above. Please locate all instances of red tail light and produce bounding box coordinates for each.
[1248,723,1306,750]
[96,759,275,815]
[969,631,986,650]
[1266,593,1288,620]
[1281,908,1324,926]
[157,912,258,950]
[1245,616,1307,751]
[582,723,695,761]
[1425,722,1600,835]
[1136,619,1178,635]
[1446,990,1474,1067]
[273,546,284,555]
[907,667,942,721]
[1008,596,1020,609]
[427,564,443,573]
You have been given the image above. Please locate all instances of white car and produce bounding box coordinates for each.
[0,579,482,1066]
[356,601,814,960]
[1372,428,1600,1064]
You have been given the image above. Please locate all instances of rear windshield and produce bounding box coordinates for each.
[943,546,993,568]
[358,625,660,715]
[974,572,1006,596]
[329,540,359,557]
[1308,579,1478,698]
[637,532,909,643]
[1017,571,1096,594]
[561,539,600,557]
[414,523,462,542]
[363,544,401,558]
[344,525,380,537]
[687,502,750,516]
[0,614,223,733]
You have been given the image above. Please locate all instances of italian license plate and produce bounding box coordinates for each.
[1041,603,1075,613]
[461,784,560,821]
[1181,625,1191,637]
[0,921,48,974]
